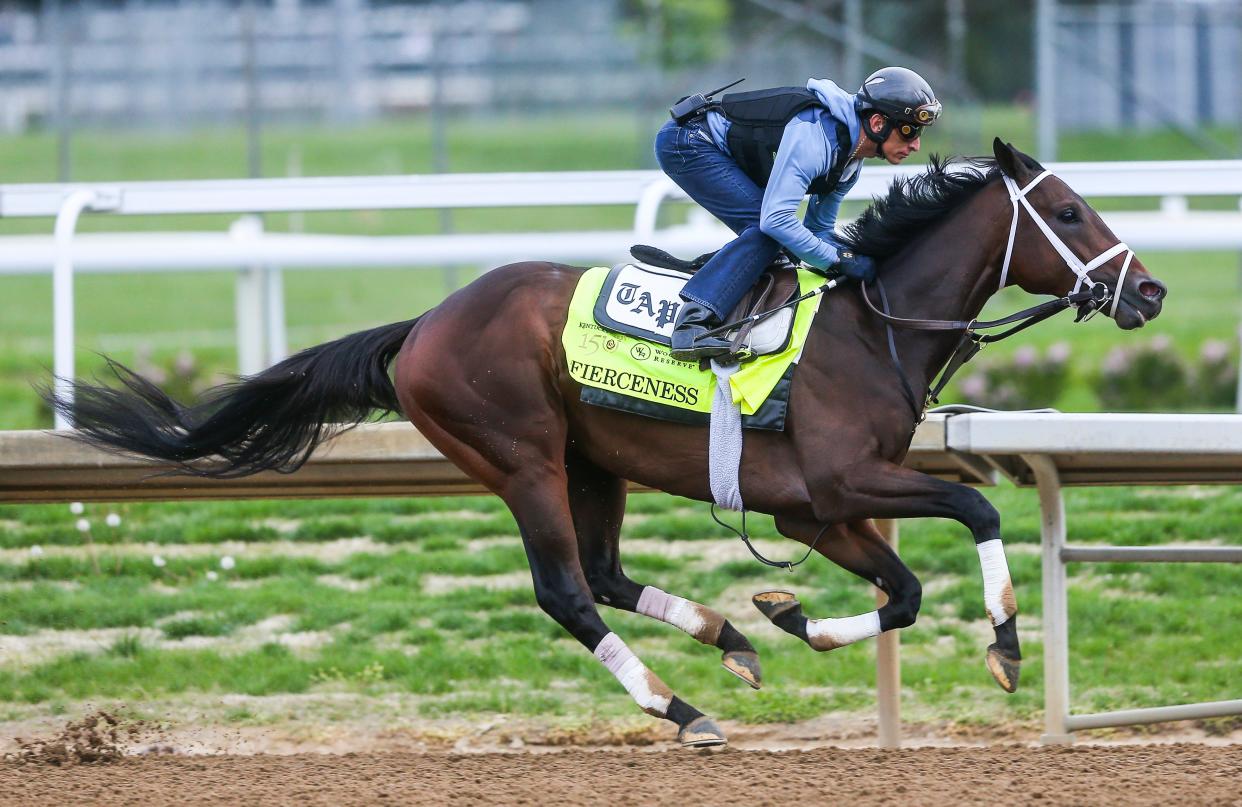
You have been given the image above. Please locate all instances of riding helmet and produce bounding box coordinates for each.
[856,66,942,128]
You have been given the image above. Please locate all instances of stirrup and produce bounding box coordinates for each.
[670,330,731,362]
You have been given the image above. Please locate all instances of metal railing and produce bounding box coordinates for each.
[946,413,1242,743]
[1026,453,1242,742]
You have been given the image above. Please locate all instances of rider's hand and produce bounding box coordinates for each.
[835,251,877,284]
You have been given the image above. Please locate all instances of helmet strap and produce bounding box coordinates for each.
[861,113,893,158]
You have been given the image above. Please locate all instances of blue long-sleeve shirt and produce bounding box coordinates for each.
[705,78,863,269]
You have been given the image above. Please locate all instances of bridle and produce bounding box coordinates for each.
[860,167,1136,419]
[999,169,1134,320]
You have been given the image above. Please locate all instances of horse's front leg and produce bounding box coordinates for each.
[811,463,1021,692]
[754,518,922,651]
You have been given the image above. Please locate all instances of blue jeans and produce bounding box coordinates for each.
[653,118,782,319]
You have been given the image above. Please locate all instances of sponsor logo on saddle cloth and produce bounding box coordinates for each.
[561,264,823,420]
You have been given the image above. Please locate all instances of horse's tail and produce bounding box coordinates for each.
[46,317,421,478]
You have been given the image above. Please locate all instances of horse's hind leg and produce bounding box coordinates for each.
[506,465,728,746]
[755,517,922,651]
[566,450,762,689]
[407,408,726,746]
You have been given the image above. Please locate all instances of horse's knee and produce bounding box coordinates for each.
[884,577,923,630]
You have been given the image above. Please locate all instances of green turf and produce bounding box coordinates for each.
[0,484,1238,726]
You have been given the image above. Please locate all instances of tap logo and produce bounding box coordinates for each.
[614,283,681,328]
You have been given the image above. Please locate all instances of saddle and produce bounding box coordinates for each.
[627,245,803,360]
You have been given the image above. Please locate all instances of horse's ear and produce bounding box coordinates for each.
[992,137,1029,181]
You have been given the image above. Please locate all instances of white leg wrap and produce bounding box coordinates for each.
[593,632,673,716]
[805,611,881,651]
[978,539,1017,626]
[636,586,724,644]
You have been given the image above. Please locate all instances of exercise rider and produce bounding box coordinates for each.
[654,67,942,361]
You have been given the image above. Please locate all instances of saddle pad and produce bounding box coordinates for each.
[562,265,823,429]
[591,263,794,354]
[592,263,689,345]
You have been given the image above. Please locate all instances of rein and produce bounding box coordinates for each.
[862,279,1103,418]
[698,277,842,340]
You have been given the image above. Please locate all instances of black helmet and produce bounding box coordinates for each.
[857,67,942,142]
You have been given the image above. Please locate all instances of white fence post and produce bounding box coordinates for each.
[264,264,287,366]
[230,215,267,375]
[633,176,679,241]
[876,518,901,748]
[1025,453,1075,744]
[51,189,109,430]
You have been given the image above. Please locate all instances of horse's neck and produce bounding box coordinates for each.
[874,181,1010,393]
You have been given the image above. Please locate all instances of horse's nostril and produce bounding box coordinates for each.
[1138,280,1165,300]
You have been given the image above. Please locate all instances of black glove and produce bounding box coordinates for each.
[835,250,876,284]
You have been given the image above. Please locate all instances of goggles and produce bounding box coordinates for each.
[892,100,942,140]
[895,122,924,141]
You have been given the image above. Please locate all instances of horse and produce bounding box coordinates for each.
[51,140,1167,747]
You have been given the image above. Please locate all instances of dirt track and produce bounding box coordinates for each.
[2,744,1241,806]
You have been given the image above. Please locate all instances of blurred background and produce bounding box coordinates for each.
[3,0,1241,174]
[0,0,1239,747]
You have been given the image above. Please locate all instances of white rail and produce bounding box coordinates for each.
[5,161,1242,219]
[2,160,1242,402]
[2,162,1241,425]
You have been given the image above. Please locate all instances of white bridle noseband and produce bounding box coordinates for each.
[998,170,1134,319]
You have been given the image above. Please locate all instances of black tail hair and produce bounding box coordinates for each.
[44,317,420,478]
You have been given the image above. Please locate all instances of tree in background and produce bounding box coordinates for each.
[628,0,732,70]
[630,0,1033,103]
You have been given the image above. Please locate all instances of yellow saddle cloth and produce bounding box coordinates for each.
[561,265,823,430]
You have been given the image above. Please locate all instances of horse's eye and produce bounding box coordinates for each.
[1057,208,1079,224]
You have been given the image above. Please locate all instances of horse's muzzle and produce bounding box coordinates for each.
[1114,274,1167,330]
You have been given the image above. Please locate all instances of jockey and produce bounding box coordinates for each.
[654,67,941,361]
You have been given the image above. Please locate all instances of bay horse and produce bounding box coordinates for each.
[52,140,1166,747]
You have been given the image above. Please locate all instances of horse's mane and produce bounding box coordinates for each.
[839,155,1003,261]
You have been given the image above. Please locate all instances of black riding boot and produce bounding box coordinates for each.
[670,303,732,362]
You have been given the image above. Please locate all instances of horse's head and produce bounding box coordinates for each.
[991,138,1167,330]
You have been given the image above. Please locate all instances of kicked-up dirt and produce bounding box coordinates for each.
[2,743,1241,806]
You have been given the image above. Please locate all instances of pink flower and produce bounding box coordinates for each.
[1013,346,1037,369]
[1102,347,1131,375]
[1047,342,1071,363]
[960,374,987,399]
[1201,339,1229,364]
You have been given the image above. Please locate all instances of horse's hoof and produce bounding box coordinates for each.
[986,643,1021,693]
[678,715,727,748]
[721,649,762,690]
[752,590,800,621]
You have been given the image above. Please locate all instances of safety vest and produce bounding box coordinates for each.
[717,87,853,195]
